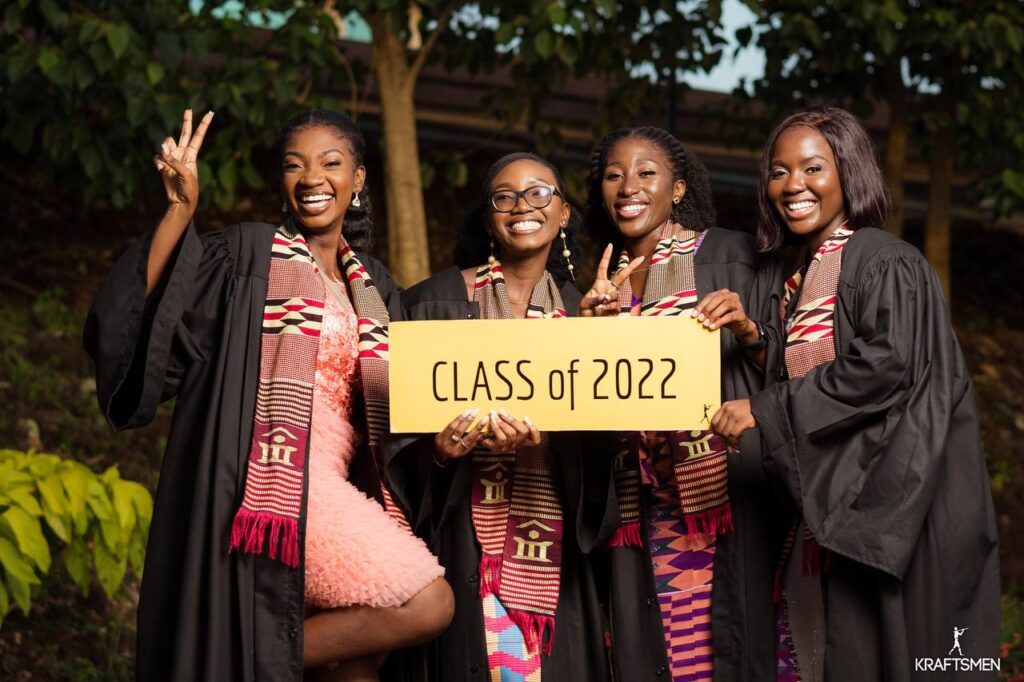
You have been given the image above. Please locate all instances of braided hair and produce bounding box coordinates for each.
[585,127,716,255]
[454,152,583,287]
[276,109,374,251]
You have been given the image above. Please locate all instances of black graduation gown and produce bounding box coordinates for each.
[84,222,404,682]
[750,228,1000,680]
[579,227,782,682]
[382,265,612,682]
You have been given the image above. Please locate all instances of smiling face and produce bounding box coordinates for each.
[766,125,847,248]
[601,137,685,243]
[486,159,569,260]
[280,125,365,232]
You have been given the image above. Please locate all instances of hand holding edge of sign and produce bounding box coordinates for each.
[433,408,485,465]
[478,410,541,454]
[711,398,756,451]
[579,244,645,317]
[692,288,766,367]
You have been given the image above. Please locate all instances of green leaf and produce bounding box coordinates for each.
[217,158,238,193]
[4,569,32,615]
[110,479,137,532]
[5,51,33,83]
[27,454,59,478]
[37,473,67,516]
[546,4,567,25]
[37,46,62,78]
[1003,168,1024,197]
[146,61,165,86]
[128,528,145,576]
[94,537,127,599]
[241,161,265,190]
[107,23,130,59]
[2,508,50,573]
[64,537,90,596]
[595,0,615,13]
[535,31,555,59]
[495,22,517,45]
[58,464,90,535]
[86,479,114,521]
[6,488,42,516]
[0,578,8,626]
[39,0,66,29]
[42,503,70,544]
[0,536,40,585]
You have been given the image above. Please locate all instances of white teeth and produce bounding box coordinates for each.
[509,220,541,232]
[786,200,815,210]
[619,203,646,214]
[302,194,332,203]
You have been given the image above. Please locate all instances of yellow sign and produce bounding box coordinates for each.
[389,317,720,432]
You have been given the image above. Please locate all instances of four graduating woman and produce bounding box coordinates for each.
[88,105,998,682]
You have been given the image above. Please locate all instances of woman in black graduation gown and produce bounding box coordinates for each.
[385,152,611,681]
[84,109,453,682]
[713,106,1000,680]
[578,127,779,681]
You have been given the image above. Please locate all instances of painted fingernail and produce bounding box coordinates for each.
[524,416,533,426]
[161,143,168,154]
[498,409,510,418]
[461,409,472,418]
[690,309,699,317]
[469,408,480,417]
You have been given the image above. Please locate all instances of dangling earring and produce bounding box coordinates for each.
[560,223,575,281]
[488,238,496,265]
[672,196,681,205]
[351,191,361,208]
[281,200,287,213]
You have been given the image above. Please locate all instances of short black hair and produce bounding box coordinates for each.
[453,152,582,287]
[756,106,890,252]
[585,127,716,255]
[276,109,374,251]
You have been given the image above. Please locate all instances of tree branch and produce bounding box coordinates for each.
[409,0,458,80]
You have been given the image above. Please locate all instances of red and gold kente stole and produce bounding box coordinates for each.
[606,223,732,547]
[470,261,565,656]
[229,224,406,568]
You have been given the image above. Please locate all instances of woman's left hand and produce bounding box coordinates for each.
[711,399,756,449]
[693,289,759,343]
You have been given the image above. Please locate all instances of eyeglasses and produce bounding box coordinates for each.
[489,185,562,213]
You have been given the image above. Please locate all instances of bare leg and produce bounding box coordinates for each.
[304,577,454,669]
[305,656,379,682]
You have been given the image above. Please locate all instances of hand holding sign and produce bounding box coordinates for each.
[579,244,645,317]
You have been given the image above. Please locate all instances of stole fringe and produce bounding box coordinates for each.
[682,503,733,539]
[229,509,299,569]
[507,609,556,656]
[478,554,502,598]
[606,522,643,549]
[802,536,830,577]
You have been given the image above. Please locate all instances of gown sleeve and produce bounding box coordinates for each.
[83,224,236,431]
[749,244,973,578]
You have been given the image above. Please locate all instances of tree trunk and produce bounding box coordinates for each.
[884,78,909,237]
[924,120,954,302]
[370,15,431,286]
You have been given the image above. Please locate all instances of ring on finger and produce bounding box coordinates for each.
[458,437,469,449]
[450,433,462,442]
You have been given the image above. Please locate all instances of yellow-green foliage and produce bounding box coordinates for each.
[0,449,152,628]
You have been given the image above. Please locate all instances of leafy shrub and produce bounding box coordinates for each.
[0,449,151,628]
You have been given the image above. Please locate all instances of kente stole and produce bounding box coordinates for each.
[774,225,853,680]
[607,224,730,681]
[470,261,566,663]
[229,224,407,568]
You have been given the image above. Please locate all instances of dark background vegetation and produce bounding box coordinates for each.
[2,1,1023,679]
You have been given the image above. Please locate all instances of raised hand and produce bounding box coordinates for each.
[692,289,759,342]
[154,109,214,213]
[579,244,645,317]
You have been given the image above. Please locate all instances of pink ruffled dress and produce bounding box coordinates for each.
[304,280,444,609]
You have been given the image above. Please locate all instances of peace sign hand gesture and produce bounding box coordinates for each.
[153,109,214,215]
[579,243,645,317]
